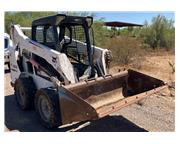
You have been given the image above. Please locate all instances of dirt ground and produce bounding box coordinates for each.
[4,53,175,132]
[109,53,175,131]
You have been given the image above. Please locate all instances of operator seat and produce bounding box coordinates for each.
[57,53,78,84]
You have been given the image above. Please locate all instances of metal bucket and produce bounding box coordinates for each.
[57,69,167,125]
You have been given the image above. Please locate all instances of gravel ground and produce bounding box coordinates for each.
[4,65,175,132]
[112,94,175,131]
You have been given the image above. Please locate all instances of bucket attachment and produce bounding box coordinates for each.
[57,69,167,125]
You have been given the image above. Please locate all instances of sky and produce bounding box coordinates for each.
[95,12,175,25]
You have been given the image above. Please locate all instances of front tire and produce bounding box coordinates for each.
[35,88,61,129]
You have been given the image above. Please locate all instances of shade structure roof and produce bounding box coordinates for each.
[104,21,143,27]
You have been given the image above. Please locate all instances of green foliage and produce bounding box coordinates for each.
[140,15,175,50]
[5,12,175,52]
[119,28,130,36]
[92,21,109,47]
[5,12,57,33]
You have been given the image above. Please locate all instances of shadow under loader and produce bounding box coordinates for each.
[5,94,147,132]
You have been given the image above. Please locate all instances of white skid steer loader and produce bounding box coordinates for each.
[9,14,167,129]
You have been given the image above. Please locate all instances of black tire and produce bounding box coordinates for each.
[35,88,61,129]
[14,77,36,110]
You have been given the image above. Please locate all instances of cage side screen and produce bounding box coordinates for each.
[35,26,44,43]
[46,26,55,43]
[66,26,89,65]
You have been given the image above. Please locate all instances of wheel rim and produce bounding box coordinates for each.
[39,95,52,122]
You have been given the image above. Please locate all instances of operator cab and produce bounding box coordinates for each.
[32,14,95,79]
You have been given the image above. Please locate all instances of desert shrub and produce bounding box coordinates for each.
[139,15,175,50]
[105,36,144,65]
[92,21,109,47]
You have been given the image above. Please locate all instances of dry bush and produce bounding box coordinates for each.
[168,61,175,74]
[106,36,145,67]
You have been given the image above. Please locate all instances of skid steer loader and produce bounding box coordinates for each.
[9,14,167,129]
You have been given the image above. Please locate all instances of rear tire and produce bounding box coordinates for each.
[35,88,61,129]
[14,77,37,110]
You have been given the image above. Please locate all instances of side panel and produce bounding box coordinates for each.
[10,25,76,85]
[31,74,54,89]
